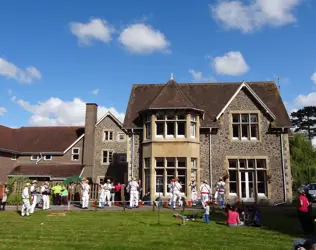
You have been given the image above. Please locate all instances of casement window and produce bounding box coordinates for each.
[31,155,40,161]
[117,133,125,141]
[155,112,186,138]
[228,158,267,199]
[144,158,151,193]
[11,154,17,160]
[102,150,113,164]
[232,113,259,140]
[71,148,80,161]
[191,158,197,180]
[190,115,196,138]
[44,155,52,161]
[104,130,113,141]
[145,115,151,139]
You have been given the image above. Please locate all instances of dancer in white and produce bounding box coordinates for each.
[30,180,38,213]
[41,182,50,210]
[127,178,139,209]
[98,185,105,208]
[103,179,112,207]
[216,178,226,209]
[189,179,198,206]
[21,183,31,216]
[200,180,211,207]
[171,178,182,209]
[81,179,90,209]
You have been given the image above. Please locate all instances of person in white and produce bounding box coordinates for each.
[216,178,226,209]
[171,178,182,209]
[81,179,90,209]
[41,182,50,210]
[189,179,197,206]
[127,178,139,209]
[98,184,105,208]
[30,180,38,213]
[103,179,112,207]
[167,181,172,206]
[21,183,31,217]
[200,180,211,207]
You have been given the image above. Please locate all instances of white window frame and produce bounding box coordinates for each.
[44,155,52,161]
[117,133,126,141]
[190,114,196,138]
[119,155,126,163]
[155,112,187,139]
[31,155,40,161]
[97,176,105,185]
[232,113,259,141]
[11,154,17,160]
[103,130,114,141]
[102,150,114,164]
[145,115,151,140]
[71,148,80,161]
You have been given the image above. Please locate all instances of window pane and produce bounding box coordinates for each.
[156,158,164,168]
[167,114,175,120]
[228,159,238,169]
[257,170,266,182]
[177,158,186,168]
[155,170,164,193]
[167,169,175,192]
[144,158,151,168]
[73,149,79,154]
[250,114,258,123]
[178,169,186,176]
[190,122,196,137]
[191,169,197,180]
[109,151,113,163]
[229,170,237,181]
[177,122,186,136]
[191,159,197,169]
[230,182,237,193]
[145,169,151,193]
[73,154,79,160]
[190,115,196,121]
[232,114,239,123]
[166,122,175,136]
[239,159,246,169]
[103,151,108,163]
[248,159,255,169]
[109,132,113,140]
[241,124,249,138]
[146,123,151,139]
[177,113,186,120]
[240,172,246,181]
[241,114,249,123]
[156,113,164,120]
[251,124,258,139]
[233,124,240,138]
[166,158,175,168]
[258,183,266,194]
[156,122,164,136]
[257,159,266,169]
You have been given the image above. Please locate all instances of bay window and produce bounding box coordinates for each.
[155,112,187,138]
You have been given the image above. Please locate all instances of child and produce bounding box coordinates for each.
[227,205,242,227]
[203,200,211,224]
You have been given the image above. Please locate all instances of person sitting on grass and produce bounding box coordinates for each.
[202,200,210,224]
[293,238,316,250]
[227,205,243,227]
[142,191,151,205]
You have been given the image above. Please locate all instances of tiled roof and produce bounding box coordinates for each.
[8,164,83,178]
[123,81,292,128]
[0,126,84,153]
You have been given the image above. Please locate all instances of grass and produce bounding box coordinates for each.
[0,206,308,250]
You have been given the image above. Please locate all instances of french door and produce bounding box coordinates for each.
[239,171,255,201]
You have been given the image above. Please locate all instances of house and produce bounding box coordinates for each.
[0,110,128,184]
[123,79,293,204]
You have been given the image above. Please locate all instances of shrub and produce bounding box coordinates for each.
[6,194,22,205]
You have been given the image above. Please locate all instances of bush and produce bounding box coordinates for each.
[6,194,22,205]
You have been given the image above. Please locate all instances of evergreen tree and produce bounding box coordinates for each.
[291,106,316,141]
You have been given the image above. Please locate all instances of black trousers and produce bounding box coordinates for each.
[53,194,61,205]
[298,210,314,234]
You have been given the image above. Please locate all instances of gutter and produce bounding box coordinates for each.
[209,128,213,191]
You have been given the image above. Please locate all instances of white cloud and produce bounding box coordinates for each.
[294,92,316,107]
[118,23,170,54]
[188,69,216,82]
[70,18,115,45]
[0,107,7,116]
[0,57,41,83]
[92,89,99,95]
[15,97,125,126]
[210,0,302,33]
[212,51,249,76]
[311,72,316,84]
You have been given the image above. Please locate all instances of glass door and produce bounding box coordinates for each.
[239,171,255,201]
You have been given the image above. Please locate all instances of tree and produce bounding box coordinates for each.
[290,134,316,188]
[291,106,316,141]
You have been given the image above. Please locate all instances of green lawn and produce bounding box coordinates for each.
[0,207,307,250]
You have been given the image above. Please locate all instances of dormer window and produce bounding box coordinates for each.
[155,112,186,138]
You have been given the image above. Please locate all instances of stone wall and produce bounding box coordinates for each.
[130,132,142,180]
[200,131,210,183]
[93,116,127,183]
[200,87,287,203]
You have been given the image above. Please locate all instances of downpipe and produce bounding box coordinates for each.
[209,128,213,191]
[131,128,134,180]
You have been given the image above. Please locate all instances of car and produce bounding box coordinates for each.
[307,183,316,202]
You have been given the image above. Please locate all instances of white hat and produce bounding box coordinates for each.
[203,180,208,184]
[25,183,31,186]
[32,180,37,184]
[107,179,110,182]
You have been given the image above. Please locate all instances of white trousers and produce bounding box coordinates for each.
[82,195,89,208]
[130,191,138,207]
[30,195,37,213]
[42,195,50,210]
[191,191,197,204]
[21,199,31,216]
[172,191,181,208]
[111,193,115,203]
[104,191,111,206]
[201,193,209,206]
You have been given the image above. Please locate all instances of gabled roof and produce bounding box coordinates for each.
[148,80,195,109]
[95,111,126,132]
[123,80,292,128]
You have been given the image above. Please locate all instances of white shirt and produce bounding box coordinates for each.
[129,181,139,192]
[82,183,90,196]
[104,183,112,191]
[22,187,29,199]
[191,182,197,192]
[41,185,49,193]
[204,205,210,215]
[171,182,182,193]
[200,184,211,193]
[30,185,36,193]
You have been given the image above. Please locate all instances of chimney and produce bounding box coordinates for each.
[83,103,98,181]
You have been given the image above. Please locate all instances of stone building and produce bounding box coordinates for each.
[123,79,293,204]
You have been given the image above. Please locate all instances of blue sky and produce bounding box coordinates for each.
[0,0,316,127]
